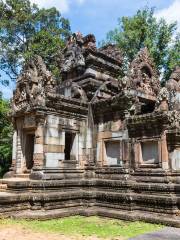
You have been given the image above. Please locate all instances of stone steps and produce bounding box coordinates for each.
[0,183,7,191]
[8,207,180,227]
[14,174,30,179]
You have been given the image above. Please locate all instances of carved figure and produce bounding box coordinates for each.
[71,83,88,102]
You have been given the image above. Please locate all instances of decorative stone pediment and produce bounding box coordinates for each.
[128,47,160,96]
[12,55,55,114]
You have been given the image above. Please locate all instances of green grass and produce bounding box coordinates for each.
[0,216,163,239]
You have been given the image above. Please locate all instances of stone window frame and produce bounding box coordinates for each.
[135,137,162,168]
[102,138,123,167]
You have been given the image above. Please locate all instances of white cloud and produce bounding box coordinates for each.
[31,0,69,13]
[30,0,86,13]
[155,0,180,31]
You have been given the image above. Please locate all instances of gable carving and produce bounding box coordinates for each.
[128,47,160,96]
[12,56,55,114]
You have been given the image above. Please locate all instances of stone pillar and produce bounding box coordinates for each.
[161,132,169,170]
[16,129,23,174]
[86,127,94,164]
[11,130,17,171]
[4,130,18,178]
[133,141,141,169]
[33,118,45,170]
[44,115,65,168]
[78,121,86,167]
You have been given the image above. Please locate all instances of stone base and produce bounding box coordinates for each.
[0,169,180,227]
[30,168,85,180]
[7,208,180,228]
[3,171,15,179]
[29,171,45,180]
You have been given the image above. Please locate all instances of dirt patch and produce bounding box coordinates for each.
[0,226,124,240]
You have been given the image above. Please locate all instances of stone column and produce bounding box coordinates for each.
[4,130,18,178]
[161,132,169,170]
[86,127,94,164]
[10,130,17,171]
[16,129,23,174]
[133,141,141,169]
[33,117,45,170]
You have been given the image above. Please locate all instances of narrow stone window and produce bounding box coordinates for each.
[141,141,158,164]
[105,141,122,166]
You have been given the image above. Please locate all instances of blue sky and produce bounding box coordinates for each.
[1,0,180,99]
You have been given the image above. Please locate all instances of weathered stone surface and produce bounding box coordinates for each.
[2,32,180,226]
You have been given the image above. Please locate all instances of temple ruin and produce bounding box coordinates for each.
[0,33,180,226]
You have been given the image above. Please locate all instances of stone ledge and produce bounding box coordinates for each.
[3,207,180,228]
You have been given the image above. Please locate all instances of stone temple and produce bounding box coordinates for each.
[0,33,180,226]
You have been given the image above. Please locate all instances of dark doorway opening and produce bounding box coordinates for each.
[25,134,35,170]
[65,132,75,160]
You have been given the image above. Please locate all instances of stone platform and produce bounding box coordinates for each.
[0,170,180,227]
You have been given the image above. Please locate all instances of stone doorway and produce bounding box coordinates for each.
[65,132,76,160]
[25,133,35,170]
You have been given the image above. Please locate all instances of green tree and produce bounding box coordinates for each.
[165,33,180,80]
[0,93,13,177]
[104,7,179,80]
[0,0,71,83]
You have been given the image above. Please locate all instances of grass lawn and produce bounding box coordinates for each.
[0,216,163,239]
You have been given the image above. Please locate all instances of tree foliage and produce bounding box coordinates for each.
[165,33,180,80]
[0,0,71,83]
[104,7,180,80]
[0,93,13,177]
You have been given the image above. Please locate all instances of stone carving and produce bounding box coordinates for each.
[128,47,160,96]
[99,44,123,63]
[155,87,169,112]
[118,76,130,90]
[83,33,96,50]
[91,80,114,102]
[167,110,180,129]
[166,66,180,92]
[24,115,36,129]
[71,83,88,102]
[128,97,142,115]
[12,56,55,113]
[166,66,180,110]
[61,32,97,75]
